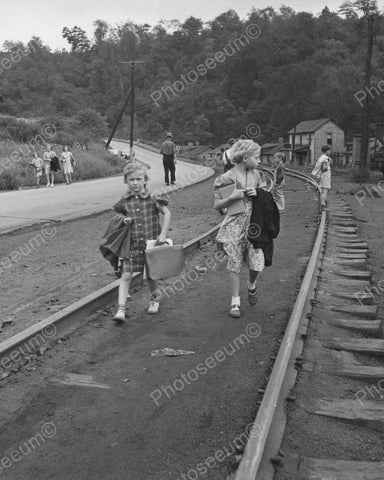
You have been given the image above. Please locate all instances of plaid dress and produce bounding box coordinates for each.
[113,190,168,273]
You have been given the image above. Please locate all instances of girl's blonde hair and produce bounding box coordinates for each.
[123,162,149,183]
[230,139,261,164]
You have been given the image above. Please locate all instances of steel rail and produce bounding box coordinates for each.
[0,224,221,369]
[233,168,323,480]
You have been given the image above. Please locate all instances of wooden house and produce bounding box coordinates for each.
[287,118,345,166]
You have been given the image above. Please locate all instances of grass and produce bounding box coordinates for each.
[0,141,126,190]
[333,169,384,197]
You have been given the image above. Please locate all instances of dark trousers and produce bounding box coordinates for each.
[163,155,176,184]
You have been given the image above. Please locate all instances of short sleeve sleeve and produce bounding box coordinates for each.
[214,171,233,200]
[151,194,169,209]
[113,198,126,215]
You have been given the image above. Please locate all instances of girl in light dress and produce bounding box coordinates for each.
[214,139,265,318]
[311,145,332,209]
[60,145,76,184]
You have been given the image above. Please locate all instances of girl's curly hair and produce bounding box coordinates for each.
[230,139,261,164]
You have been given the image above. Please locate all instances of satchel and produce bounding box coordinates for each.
[321,160,329,172]
[145,242,185,280]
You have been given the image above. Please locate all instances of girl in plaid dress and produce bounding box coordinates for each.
[214,139,265,318]
[112,163,171,322]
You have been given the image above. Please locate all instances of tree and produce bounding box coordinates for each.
[62,26,91,52]
[340,0,380,180]
[93,19,109,44]
[73,109,108,137]
[193,114,213,143]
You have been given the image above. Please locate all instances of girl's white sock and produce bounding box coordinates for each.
[231,296,240,306]
[247,280,257,290]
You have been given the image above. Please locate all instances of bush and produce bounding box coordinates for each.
[0,116,41,143]
[73,109,108,138]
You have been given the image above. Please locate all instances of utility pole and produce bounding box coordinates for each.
[117,59,145,161]
[105,26,149,157]
[105,58,145,155]
[129,60,135,160]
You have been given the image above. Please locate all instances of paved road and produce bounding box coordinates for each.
[0,142,213,234]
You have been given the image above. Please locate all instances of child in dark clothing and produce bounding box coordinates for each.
[272,152,287,212]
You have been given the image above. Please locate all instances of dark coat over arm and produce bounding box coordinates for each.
[247,189,280,266]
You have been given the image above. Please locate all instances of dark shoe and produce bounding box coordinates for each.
[165,183,169,186]
[248,287,258,305]
[171,181,175,185]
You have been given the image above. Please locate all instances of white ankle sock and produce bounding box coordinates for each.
[247,280,257,290]
[231,296,240,306]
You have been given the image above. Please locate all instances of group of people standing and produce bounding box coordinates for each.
[29,144,76,187]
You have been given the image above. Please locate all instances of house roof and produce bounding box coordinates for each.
[294,145,310,153]
[260,143,284,155]
[288,118,334,134]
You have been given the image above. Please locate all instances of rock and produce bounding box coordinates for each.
[38,346,48,356]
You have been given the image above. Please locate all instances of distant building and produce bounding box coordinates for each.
[287,118,345,166]
[260,138,290,164]
[350,135,384,171]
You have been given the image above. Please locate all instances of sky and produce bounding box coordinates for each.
[0,0,362,51]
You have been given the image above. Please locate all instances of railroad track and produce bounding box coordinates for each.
[231,169,384,479]
[1,167,381,479]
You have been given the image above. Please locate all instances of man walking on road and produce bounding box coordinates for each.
[160,132,176,185]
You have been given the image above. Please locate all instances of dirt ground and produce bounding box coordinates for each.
[0,178,220,341]
[0,175,319,480]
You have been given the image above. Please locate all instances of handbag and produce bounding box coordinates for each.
[145,241,185,280]
[321,160,329,172]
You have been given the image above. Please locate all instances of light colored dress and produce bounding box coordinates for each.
[312,154,331,189]
[214,168,265,274]
[61,151,74,174]
[43,150,56,173]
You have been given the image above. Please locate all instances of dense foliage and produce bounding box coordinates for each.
[1,5,384,146]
